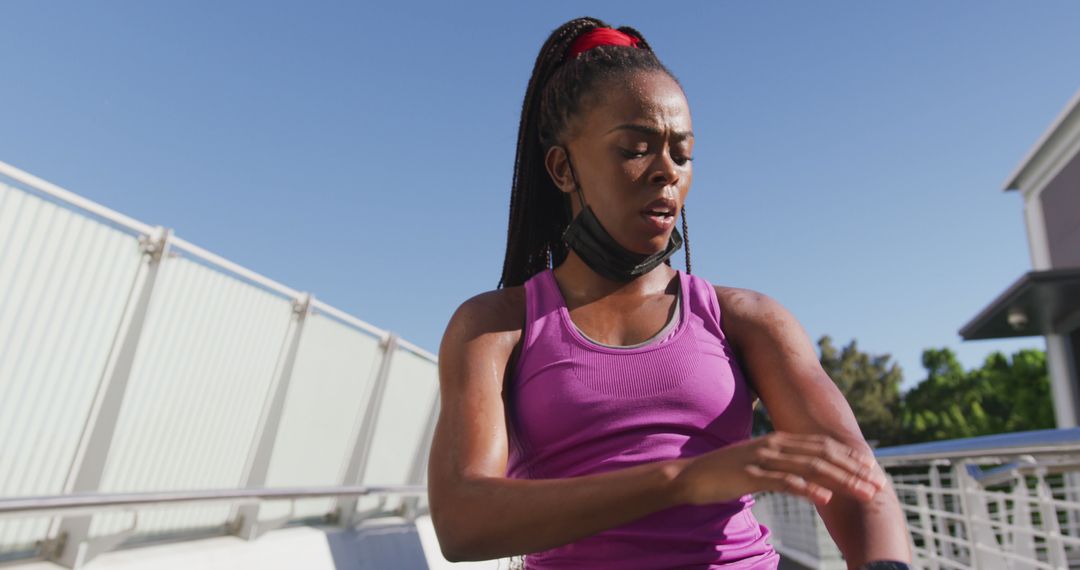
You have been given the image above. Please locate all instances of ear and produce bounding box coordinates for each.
[544,145,577,196]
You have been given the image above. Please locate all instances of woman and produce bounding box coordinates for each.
[428,17,912,569]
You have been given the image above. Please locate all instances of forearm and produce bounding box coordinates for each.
[434,459,685,561]
[816,478,912,569]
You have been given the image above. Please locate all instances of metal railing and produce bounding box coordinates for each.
[0,485,429,520]
[0,160,442,568]
[752,428,1080,570]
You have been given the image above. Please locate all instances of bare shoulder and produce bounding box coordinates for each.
[439,285,526,383]
[445,286,525,342]
[712,284,783,320]
[710,284,793,353]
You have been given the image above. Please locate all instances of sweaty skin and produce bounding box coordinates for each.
[427,69,912,566]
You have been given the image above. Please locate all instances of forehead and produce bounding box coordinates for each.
[578,71,691,134]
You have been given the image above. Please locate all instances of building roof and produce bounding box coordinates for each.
[1003,87,1080,193]
[959,267,1080,340]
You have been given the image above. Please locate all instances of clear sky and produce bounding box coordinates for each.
[3,1,1077,390]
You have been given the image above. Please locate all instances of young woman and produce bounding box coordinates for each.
[428,17,913,569]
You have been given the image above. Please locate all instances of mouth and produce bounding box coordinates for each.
[639,198,677,232]
[639,209,676,232]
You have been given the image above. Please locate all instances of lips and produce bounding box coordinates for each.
[639,198,677,233]
[640,197,677,216]
[640,197,677,223]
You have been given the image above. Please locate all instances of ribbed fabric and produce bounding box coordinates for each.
[505,268,780,569]
[579,289,680,349]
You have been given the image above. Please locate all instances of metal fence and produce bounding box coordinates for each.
[11,159,1080,570]
[0,160,443,568]
[753,428,1080,570]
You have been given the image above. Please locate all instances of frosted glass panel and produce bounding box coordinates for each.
[0,181,144,555]
[260,312,383,521]
[90,254,294,539]
[0,167,440,561]
[358,347,439,513]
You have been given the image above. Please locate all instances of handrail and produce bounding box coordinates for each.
[0,485,427,520]
[0,160,154,236]
[0,158,436,365]
[874,427,1080,465]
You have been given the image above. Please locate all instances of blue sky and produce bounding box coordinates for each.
[2,1,1077,390]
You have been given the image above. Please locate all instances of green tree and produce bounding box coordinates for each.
[751,335,904,447]
[817,336,904,447]
[899,347,1052,444]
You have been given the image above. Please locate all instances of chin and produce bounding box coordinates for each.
[634,237,670,254]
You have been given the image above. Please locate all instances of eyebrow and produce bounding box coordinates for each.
[606,123,694,140]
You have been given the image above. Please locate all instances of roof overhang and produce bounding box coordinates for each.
[1003,88,1080,195]
[960,268,1080,340]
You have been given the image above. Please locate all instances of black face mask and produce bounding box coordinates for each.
[559,150,683,282]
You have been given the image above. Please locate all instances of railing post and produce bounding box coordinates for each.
[1034,469,1068,568]
[914,485,939,570]
[1010,473,1037,567]
[401,391,439,521]
[46,227,172,569]
[335,333,398,528]
[954,462,1006,570]
[1063,471,1080,551]
[233,293,312,541]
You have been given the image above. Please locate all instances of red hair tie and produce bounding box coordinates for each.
[565,27,641,60]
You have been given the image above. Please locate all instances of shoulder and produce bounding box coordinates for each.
[712,284,784,321]
[440,285,526,372]
[709,283,797,355]
[445,286,526,342]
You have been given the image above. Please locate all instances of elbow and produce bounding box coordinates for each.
[433,528,484,563]
[429,502,484,562]
[439,543,468,564]
[428,474,512,562]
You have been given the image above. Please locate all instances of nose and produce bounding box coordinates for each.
[647,149,680,187]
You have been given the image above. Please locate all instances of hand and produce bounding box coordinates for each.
[671,432,887,507]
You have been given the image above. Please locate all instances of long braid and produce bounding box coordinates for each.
[679,204,691,274]
[499,17,602,289]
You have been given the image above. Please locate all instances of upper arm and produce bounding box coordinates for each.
[427,290,523,521]
[715,286,868,449]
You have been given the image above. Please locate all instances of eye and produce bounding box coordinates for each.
[620,147,648,159]
[673,155,694,166]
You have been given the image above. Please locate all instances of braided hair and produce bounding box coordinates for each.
[497,17,693,289]
[500,20,692,569]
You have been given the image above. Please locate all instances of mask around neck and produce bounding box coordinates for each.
[559,149,683,282]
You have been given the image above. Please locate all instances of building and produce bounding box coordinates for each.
[960,88,1080,428]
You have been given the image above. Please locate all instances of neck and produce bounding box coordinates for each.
[553,250,677,301]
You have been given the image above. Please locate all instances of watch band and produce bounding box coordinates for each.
[857,561,911,570]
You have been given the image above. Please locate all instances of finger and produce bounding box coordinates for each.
[769,435,885,491]
[746,464,834,505]
[755,447,877,501]
[817,435,887,490]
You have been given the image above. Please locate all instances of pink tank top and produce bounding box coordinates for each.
[505,268,780,569]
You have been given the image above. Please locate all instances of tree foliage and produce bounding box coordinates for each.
[818,336,904,447]
[749,335,1052,447]
[899,347,1052,444]
[751,335,904,445]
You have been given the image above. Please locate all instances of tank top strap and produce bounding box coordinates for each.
[684,270,723,338]
[521,269,563,334]
[531,268,564,317]
[516,269,559,379]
